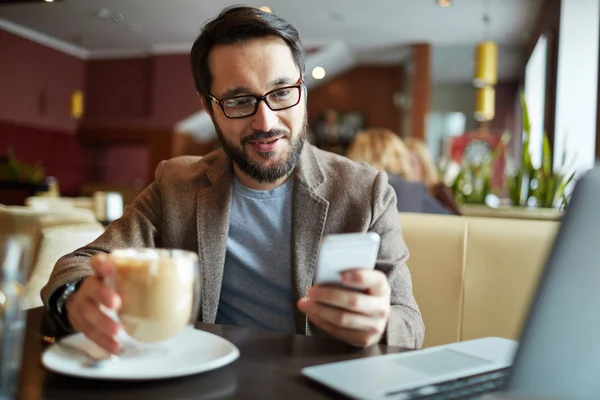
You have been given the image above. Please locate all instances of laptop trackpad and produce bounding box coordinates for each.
[398,349,493,377]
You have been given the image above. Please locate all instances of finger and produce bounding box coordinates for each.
[90,254,115,278]
[82,325,120,354]
[69,309,119,354]
[80,298,121,336]
[303,298,383,334]
[66,292,89,333]
[310,314,380,348]
[308,286,388,318]
[297,297,310,313]
[79,298,121,353]
[67,296,120,353]
[341,269,391,297]
[80,276,121,310]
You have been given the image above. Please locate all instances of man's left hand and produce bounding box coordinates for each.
[297,269,391,348]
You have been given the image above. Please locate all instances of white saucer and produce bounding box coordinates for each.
[42,326,240,380]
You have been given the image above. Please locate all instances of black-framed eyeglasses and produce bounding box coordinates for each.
[209,79,304,119]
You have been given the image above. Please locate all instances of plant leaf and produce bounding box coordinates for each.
[520,91,531,138]
[555,171,576,207]
[542,133,552,177]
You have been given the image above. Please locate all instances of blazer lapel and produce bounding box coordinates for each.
[197,151,232,323]
[291,145,329,334]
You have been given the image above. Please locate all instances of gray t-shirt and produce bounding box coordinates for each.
[215,176,296,333]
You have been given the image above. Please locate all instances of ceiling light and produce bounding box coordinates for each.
[44,0,54,2]
[436,0,452,7]
[258,6,272,13]
[96,9,126,24]
[312,67,326,80]
[473,41,498,87]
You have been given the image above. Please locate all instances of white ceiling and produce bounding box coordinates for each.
[0,0,542,82]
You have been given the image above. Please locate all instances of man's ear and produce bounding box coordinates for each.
[196,92,212,118]
[199,93,215,121]
[198,92,207,111]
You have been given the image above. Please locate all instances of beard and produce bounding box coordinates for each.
[214,113,307,184]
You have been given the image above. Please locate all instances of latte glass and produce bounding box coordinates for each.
[107,248,200,355]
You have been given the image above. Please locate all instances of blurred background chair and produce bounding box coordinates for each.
[0,205,104,308]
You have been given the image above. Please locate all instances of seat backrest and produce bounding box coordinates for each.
[399,212,558,347]
[399,212,467,347]
[461,216,558,341]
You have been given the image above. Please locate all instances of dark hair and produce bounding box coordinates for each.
[190,6,305,114]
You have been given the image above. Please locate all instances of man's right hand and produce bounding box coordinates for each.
[65,254,122,353]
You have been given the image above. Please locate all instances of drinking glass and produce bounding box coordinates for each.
[107,248,201,358]
[0,235,32,400]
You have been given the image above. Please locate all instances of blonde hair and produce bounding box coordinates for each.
[345,128,413,178]
[404,137,440,187]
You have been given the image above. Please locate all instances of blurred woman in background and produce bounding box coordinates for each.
[346,128,456,215]
[403,137,440,187]
[403,137,461,215]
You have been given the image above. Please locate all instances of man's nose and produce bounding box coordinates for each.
[250,101,278,132]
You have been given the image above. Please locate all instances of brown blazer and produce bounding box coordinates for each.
[41,144,425,348]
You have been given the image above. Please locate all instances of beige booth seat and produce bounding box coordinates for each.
[399,212,559,348]
[0,205,104,309]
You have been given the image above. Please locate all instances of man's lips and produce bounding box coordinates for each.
[247,136,285,152]
[247,135,284,144]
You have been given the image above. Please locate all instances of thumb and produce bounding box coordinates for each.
[90,254,115,278]
[342,269,390,297]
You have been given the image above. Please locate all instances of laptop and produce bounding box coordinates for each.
[302,166,600,400]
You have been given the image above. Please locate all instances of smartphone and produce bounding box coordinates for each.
[314,232,381,290]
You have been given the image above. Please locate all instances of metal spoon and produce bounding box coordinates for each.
[57,341,120,368]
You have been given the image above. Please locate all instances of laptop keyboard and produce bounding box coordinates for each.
[384,368,509,399]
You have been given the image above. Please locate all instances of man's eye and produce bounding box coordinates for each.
[224,97,254,108]
[269,89,292,100]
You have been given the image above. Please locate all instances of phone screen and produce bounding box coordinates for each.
[314,233,381,287]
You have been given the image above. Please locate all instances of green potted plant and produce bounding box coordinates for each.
[0,147,45,185]
[445,92,574,210]
[0,147,47,205]
[448,131,510,205]
[506,93,575,209]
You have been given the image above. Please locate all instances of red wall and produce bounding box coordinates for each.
[82,145,150,187]
[81,54,200,188]
[85,58,152,122]
[0,29,85,197]
[0,30,84,132]
[84,54,200,126]
[151,54,201,125]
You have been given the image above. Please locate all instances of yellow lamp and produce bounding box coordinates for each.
[71,90,84,119]
[473,41,498,87]
[475,86,495,122]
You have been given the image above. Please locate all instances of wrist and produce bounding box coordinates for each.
[52,280,83,332]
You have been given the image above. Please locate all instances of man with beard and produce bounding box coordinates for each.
[41,6,424,351]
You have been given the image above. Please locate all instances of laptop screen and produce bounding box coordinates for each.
[506,166,600,400]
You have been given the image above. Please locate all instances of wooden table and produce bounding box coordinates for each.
[16,308,409,400]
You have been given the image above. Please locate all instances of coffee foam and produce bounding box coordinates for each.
[111,250,197,342]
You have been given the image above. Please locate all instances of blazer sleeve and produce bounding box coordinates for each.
[40,161,166,307]
[371,171,425,349]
